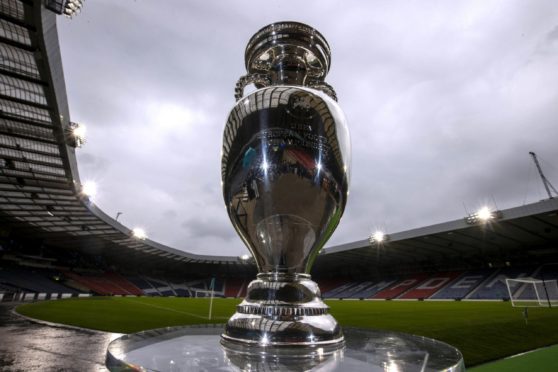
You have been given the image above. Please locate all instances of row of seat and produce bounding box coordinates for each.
[3,265,556,301]
[320,265,558,300]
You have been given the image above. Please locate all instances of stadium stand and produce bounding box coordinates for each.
[466,266,538,300]
[323,282,359,298]
[315,278,348,295]
[431,269,494,299]
[536,264,558,280]
[354,280,398,299]
[400,272,462,299]
[186,279,224,297]
[372,274,429,299]
[127,276,154,292]
[323,281,396,299]
[0,266,77,294]
[224,278,247,298]
[341,281,375,298]
[62,272,140,296]
[512,264,558,301]
[142,277,173,295]
[105,273,142,295]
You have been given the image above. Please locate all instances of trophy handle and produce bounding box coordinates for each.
[234,73,272,101]
[306,80,338,102]
[234,74,338,102]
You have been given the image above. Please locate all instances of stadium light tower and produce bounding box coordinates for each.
[67,122,86,148]
[45,0,85,17]
[465,206,501,225]
[80,181,97,199]
[63,0,85,18]
[132,227,147,240]
[476,207,492,221]
[369,231,388,245]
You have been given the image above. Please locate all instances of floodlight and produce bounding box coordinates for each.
[477,206,493,221]
[81,181,97,198]
[63,0,84,18]
[240,254,250,261]
[72,123,86,139]
[369,230,388,244]
[132,227,147,240]
[68,122,86,147]
[465,206,501,224]
[261,160,269,170]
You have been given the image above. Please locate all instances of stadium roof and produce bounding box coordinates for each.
[315,198,558,278]
[0,1,250,275]
[0,2,557,278]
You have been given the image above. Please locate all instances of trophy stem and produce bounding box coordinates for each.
[221,271,345,353]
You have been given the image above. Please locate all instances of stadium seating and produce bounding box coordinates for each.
[341,281,376,298]
[323,282,359,298]
[224,278,247,298]
[142,277,174,296]
[127,276,153,290]
[65,272,142,296]
[326,281,395,299]
[467,266,538,300]
[400,272,463,299]
[510,264,558,301]
[535,264,558,280]
[372,274,429,299]
[105,273,143,295]
[355,280,398,298]
[2,259,556,303]
[315,278,347,295]
[0,267,77,294]
[431,269,494,299]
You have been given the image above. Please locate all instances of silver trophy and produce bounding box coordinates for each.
[221,21,350,355]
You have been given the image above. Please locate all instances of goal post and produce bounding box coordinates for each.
[506,278,558,308]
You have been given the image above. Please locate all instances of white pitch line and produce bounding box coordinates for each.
[127,299,228,320]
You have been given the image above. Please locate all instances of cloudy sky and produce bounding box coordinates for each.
[57,0,558,256]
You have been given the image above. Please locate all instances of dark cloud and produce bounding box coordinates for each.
[59,0,558,255]
[547,25,558,41]
[163,209,177,219]
[181,218,237,241]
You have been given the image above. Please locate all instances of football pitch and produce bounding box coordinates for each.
[16,297,558,369]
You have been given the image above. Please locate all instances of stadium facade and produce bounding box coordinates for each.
[1,1,558,303]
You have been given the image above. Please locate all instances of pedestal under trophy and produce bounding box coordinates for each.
[220,21,350,354]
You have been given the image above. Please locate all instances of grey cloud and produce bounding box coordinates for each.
[59,0,558,255]
[163,209,177,219]
[547,25,558,41]
[181,218,237,241]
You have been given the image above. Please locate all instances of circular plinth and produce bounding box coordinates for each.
[106,325,464,371]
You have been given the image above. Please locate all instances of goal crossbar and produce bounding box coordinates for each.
[506,278,558,308]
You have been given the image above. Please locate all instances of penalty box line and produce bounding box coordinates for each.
[127,298,229,320]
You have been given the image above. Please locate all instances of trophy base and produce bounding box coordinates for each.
[221,333,345,358]
[221,273,344,350]
[106,325,465,371]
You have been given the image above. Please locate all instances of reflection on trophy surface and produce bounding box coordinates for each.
[221,21,351,354]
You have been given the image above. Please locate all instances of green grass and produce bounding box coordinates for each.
[470,344,558,372]
[17,297,240,333]
[16,298,558,367]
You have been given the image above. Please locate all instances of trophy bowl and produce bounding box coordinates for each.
[221,21,350,354]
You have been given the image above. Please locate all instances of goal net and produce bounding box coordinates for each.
[506,278,558,307]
